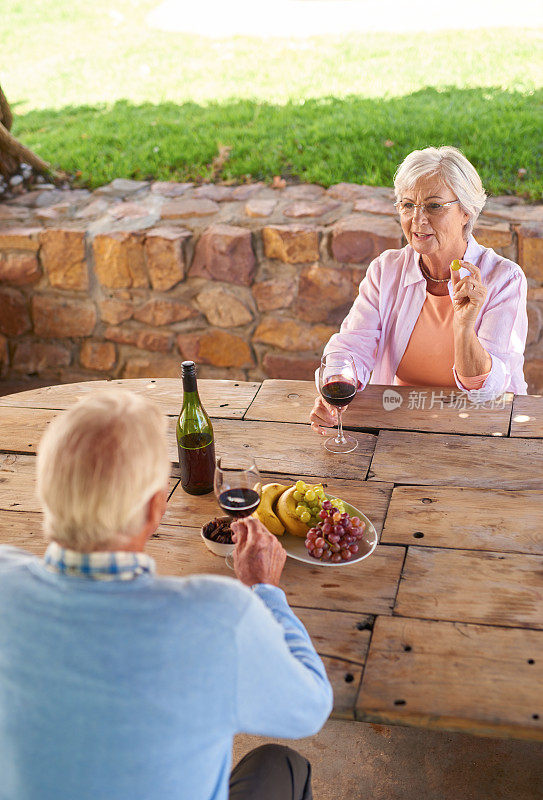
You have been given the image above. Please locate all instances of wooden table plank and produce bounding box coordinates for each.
[0,453,180,514]
[357,616,543,741]
[0,407,58,454]
[0,379,260,419]
[321,657,364,720]
[369,430,543,489]
[245,380,513,436]
[167,418,376,480]
[0,408,376,481]
[0,509,44,554]
[166,473,393,537]
[0,454,40,511]
[395,547,543,630]
[510,396,543,438]
[149,523,405,616]
[381,486,543,555]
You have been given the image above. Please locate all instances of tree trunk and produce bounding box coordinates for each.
[0,84,62,181]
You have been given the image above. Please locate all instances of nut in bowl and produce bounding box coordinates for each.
[201,516,235,558]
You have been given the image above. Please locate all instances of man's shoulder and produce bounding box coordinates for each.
[0,545,38,569]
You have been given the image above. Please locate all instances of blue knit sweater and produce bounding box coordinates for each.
[0,545,332,800]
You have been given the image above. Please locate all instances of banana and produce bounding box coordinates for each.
[275,486,310,538]
[254,483,289,536]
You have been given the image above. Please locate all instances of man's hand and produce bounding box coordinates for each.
[231,517,286,587]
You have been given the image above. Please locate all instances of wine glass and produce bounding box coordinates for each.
[214,457,262,518]
[214,457,261,570]
[318,352,358,454]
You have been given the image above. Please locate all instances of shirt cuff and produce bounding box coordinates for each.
[453,352,508,402]
[251,583,289,609]
[456,370,491,391]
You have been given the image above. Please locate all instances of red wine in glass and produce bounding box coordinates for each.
[318,352,358,454]
[321,380,356,408]
[214,457,262,521]
[218,487,261,518]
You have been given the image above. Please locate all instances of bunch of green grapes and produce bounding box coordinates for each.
[293,480,346,527]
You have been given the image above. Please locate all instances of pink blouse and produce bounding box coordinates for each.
[323,236,528,400]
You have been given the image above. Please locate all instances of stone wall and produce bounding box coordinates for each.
[0,178,541,390]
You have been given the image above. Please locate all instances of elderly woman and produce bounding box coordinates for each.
[311,145,528,433]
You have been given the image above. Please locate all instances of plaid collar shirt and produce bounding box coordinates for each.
[44,541,156,581]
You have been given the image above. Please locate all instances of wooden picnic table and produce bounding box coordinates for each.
[1,377,543,742]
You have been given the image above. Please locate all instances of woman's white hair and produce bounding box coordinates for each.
[394,146,487,238]
[37,389,170,551]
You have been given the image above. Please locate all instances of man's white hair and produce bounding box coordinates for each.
[37,389,170,551]
[394,146,487,238]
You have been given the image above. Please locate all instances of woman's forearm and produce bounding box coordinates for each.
[453,325,492,377]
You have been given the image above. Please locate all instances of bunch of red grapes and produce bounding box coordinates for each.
[305,500,366,562]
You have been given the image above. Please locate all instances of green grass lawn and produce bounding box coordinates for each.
[1,0,542,197]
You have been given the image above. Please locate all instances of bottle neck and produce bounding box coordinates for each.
[182,371,198,396]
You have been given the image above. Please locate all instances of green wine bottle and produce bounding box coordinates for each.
[177,361,216,495]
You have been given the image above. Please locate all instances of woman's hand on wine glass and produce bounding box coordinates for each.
[231,517,286,587]
[309,395,337,435]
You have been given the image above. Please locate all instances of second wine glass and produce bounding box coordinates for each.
[214,457,261,518]
[319,352,358,454]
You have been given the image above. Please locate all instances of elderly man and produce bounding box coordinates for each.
[0,390,332,800]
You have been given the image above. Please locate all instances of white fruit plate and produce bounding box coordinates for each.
[281,498,378,567]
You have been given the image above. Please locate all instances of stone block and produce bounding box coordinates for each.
[232,183,265,200]
[262,352,320,381]
[12,341,71,373]
[518,224,543,281]
[252,279,297,311]
[294,263,356,323]
[195,285,253,327]
[99,298,134,325]
[331,213,402,263]
[252,318,336,351]
[105,326,174,353]
[0,227,41,251]
[0,252,41,285]
[0,288,31,335]
[80,341,117,371]
[93,232,147,288]
[283,200,340,219]
[245,199,277,218]
[0,334,7,366]
[527,302,542,346]
[39,228,88,290]
[524,359,543,395]
[150,182,193,197]
[122,354,181,379]
[191,224,256,286]
[108,202,150,220]
[284,185,325,200]
[32,296,97,338]
[75,198,110,219]
[144,228,190,291]
[326,183,369,201]
[97,178,148,196]
[194,185,235,201]
[473,219,513,251]
[353,197,396,216]
[133,299,198,326]
[262,225,319,264]
[177,330,253,368]
[161,199,219,218]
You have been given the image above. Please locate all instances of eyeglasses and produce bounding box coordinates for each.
[394,200,460,217]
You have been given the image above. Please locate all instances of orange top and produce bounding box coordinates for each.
[395,292,490,389]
